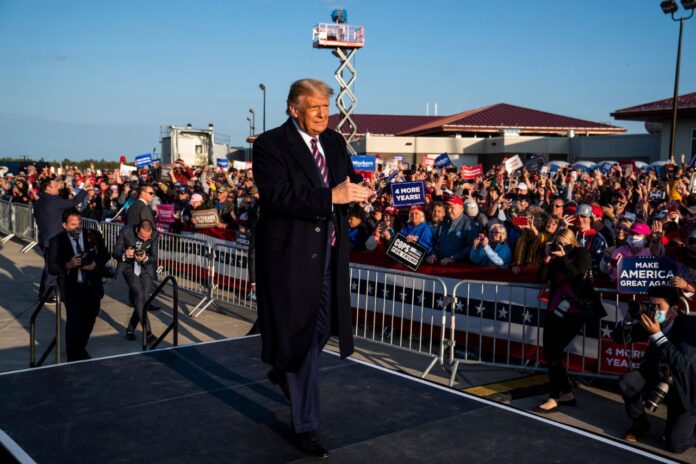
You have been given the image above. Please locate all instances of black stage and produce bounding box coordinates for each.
[0,336,674,463]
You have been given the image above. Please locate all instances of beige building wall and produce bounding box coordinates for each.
[659,117,696,160]
[569,133,660,162]
[350,132,661,167]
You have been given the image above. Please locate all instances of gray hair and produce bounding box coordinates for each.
[286,79,333,115]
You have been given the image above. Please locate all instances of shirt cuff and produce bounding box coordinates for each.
[649,331,669,347]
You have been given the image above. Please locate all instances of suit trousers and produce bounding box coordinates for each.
[39,244,57,299]
[282,245,333,434]
[122,268,153,334]
[619,369,696,453]
[64,283,101,361]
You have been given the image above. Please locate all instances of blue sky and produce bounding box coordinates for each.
[0,0,695,161]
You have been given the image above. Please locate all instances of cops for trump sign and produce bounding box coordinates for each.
[386,233,427,272]
[617,256,678,294]
[391,181,425,207]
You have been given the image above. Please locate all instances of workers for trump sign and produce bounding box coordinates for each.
[617,256,678,294]
[135,153,153,168]
[391,181,425,207]
[351,155,376,171]
[434,153,453,169]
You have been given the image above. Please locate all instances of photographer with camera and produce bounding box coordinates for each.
[113,219,159,342]
[613,285,696,453]
[47,208,108,361]
[535,228,592,413]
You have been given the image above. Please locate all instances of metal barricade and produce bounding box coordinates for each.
[99,221,123,268]
[157,231,212,314]
[0,200,14,243]
[438,280,632,385]
[349,263,450,373]
[209,243,255,312]
[81,218,101,233]
[12,203,38,253]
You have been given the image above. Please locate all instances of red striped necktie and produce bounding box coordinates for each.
[310,137,335,246]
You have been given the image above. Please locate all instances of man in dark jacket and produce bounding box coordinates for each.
[125,184,155,226]
[34,178,87,302]
[253,78,369,457]
[113,219,159,342]
[613,285,696,453]
[47,208,108,361]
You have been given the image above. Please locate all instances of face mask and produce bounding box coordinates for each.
[67,228,81,238]
[655,310,667,325]
[626,236,645,248]
[562,244,573,254]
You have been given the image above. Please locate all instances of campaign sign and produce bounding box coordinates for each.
[217,158,229,169]
[236,231,250,250]
[135,153,153,168]
[159,163,172,182]
[156,204,175,224]
[461,164,483,180]
[504,155,523,174]
[351,155,376,172]
[600,340,647,375]
[617,256,678,294]
[386,233,427,272]
[391,181,425,207]
[394,155,404,162]
[434,153,453,169]
[191,209,220,229]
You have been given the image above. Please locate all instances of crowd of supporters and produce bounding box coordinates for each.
[1,156,695,292]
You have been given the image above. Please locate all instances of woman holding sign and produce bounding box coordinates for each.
[535,228,592,413]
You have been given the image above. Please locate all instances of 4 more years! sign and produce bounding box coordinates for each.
[617,256,678,294]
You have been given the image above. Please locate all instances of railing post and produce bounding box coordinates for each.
[55,292,62,365]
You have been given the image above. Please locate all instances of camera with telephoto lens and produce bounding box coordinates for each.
[134,240,149,259]
[551,241,563,253]
[627,301,656,321]
[645,375,672,413]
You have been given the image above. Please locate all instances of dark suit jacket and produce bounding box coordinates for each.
[252,117,362,371]
[47,228,108,301]
[33,190,88,248]
[112,224,159,278]
[125,198,155,226]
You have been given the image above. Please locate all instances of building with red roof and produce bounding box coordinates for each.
[328,102,662,169]
[612,91,696,160]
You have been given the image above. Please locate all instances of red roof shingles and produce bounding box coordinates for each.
[399,103,623,135]
[612,92,696,120]
[328,114,440,136]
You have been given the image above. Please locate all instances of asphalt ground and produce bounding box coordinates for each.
[0,237,693,462]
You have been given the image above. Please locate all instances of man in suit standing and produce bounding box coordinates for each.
[34,178,88,303]
[113,219,158,342]
[47,208,108,361]
[253,78,370,458]
[125,184,156,226]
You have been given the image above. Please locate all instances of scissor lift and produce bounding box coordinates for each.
[312,10,364,155]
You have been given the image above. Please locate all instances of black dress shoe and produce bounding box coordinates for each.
[126,330,136,341]
[298,430,329,459]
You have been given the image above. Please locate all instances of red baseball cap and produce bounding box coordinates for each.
[446,195,463,206]
[591,204,604,218]
[410,205,425,213]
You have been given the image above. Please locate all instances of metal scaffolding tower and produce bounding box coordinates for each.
[312,10,364,155]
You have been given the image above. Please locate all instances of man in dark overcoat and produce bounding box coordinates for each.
[252,78,369,458]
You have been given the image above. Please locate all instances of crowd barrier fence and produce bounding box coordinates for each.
[0,200,14,243]
[349,263,450,365]
[12,203,38,253]
[1,202,635,381]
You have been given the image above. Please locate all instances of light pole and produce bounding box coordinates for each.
[660,0,695,160]
[249,108,256,136]
[259,83,266,133]
[246,117,253,137]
